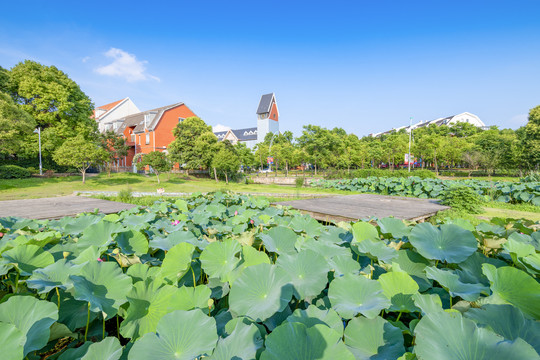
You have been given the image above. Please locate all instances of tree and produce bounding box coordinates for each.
[212,144,240,184]
[462,150,482,176]
[381,132,407,170]
[100,130,129,176]
[7,60,97,155]
[168,117,214,171]
[136,151,171,184]
[297,125,341,175]
[53,136,108,183]
[523,105,540,169]
[234,142,256,171]
[191,132,219,171]
[0,92,35,155]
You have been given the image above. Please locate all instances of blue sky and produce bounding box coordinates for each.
[1,0,540,137]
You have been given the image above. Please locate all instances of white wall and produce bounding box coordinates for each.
[98,98,141,132]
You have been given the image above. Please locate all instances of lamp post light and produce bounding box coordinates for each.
[33,127,42,175]
[408,117,412,173]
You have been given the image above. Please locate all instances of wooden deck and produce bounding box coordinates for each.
[0,196,137,220]
[275,194,450,223]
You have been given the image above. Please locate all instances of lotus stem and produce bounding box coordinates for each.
[14,272,19,293]
[190,266,197,288]
[84,302,90,342]
[396,311,403,322]
[116,315,120,339]
[449,296,453,308]
[56,287,60,309]
[102,314,105,340]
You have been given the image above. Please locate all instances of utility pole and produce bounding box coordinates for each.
[33,127,42,175]
[408,117,412,173]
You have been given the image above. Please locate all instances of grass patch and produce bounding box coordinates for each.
[483,200,540,213]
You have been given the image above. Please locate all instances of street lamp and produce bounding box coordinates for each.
[408,117,412,173]
[33,127,42,175]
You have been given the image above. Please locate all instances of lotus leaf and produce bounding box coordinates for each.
[128,310,218,360]
[0,296,58,356]
[158,242,195,284]
[2,244,55,276]
[329,273,391,319]
[79,221,125,248]
[149,230,199,251]
[409,223,477,263]
[260,322,354,360]
[0,322,25,360]
[261,226,298,254]
[200,239,241,282]
[229,263,293,321]
[391,250,431,291]
[114,230,148,255]
[70,261,132,318]
[344,316,405,360]
[482,264,540,319]
[209,322,263,360]
[377,218,411,238]
[81,337,123,360]
[351,221,379,242]
[425,266,488,301]
[276,249,329,299]
[414,310,540,360]
[286,305,344,335]
[27,258,78,293]
[378,271,420,312]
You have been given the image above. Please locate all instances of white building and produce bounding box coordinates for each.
[370,112,487,137]
[94,97,140,133]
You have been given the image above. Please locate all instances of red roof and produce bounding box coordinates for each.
[93,98,125,119]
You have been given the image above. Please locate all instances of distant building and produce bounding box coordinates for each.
[213,93,280,148]
[93,97,140,133]
[370,112,487,137]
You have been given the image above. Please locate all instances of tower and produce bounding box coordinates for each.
[256,93,279,143]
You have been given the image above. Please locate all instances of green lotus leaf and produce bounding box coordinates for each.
[414,310,540,360]
[78,221,125,248]
[377,218,411,239]
[351,221,379,242]
[200,239,241,282]
[128,310,218,360]
[209,322,263,360]
[222,245,271,285]
[55,292,98,331]
[289,215,323,237]
[425,266,488,301]
[455,252,506,286]
[260,322,354,360]
[71,245,105,265]
[126,263,160,284]
[344,316,405,360]
[2,244,54,276]
[229,263,293,321]
[0,322,25,360]
[409,223,477,263]
[63,215,102,235]
[158,242,195,285]
[352,238,398,263]
[81,337,123,360]
[318,227,353,244]
[149,230,199,251]
[27,259,78,293]
[412,293,443,315]
[329,273,391,319]
[223,316,267,338]
[464,304,540,354]
[276,249,329,299]
[121,212,156,228]
[391,250,431,291]
[69,261,132,318]
[260,226,298,255]
[0,296,59,356]
[114,230,148,255]
[378,271,420,312]
[328,254,361,276]
[482,264,540,319]
[286,305,344,335]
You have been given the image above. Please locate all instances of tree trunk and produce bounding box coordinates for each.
[156,173,160,184]
[434,150,439,175]
[225,172,229,184]
[314,160,317,176]
[213,167,218,182]
[285,161,289,177]
[82,170,86,184]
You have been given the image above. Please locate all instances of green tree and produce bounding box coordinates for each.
[234,142,256,170]
[191,132,219,171]
[136,151,171,184]
[212,143,240,184]
[297,125,341,175]
[53,135,108,183]
[168,117,214,171]
[381,132,408,170]
[0,92,35,155]
[523,105,540,169]
[100,130,129,176]
[7,60,97,155]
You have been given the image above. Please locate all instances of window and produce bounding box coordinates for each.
[131,134,136,142]
[178,117,185,123]
[146,133,150,145]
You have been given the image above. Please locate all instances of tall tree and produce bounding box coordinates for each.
[53,136,108,183]
[0,92,35,155]
[136,151,172,184]
[168,117,214,171]
[523,105,540,169]
[7,60,97,155]
[212,143,240,184]
[100,130,129,176]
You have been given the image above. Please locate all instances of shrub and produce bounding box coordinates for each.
[440,185,484,214]
[118,188,133,202]
[295,177,305,188]
[0,165,32,179]
[521,172,540,182]
[326,168,436,180]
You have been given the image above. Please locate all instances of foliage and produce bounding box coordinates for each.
[99,130,129,176]
[53,135,108,183]
[0,165,32,179]
[524,105,540,169]
[326,168,437,180]
[0,92,35,155]
[312,176,540,205]
[212,143,240,183]
[168,117,216,170]
[6,60,97,156]
[440,185,484,214]
[136,151,171,184]
[0,192,539,359]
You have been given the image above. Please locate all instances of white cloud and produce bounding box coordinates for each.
[82,56,90,63]
[95,48,160,82]
[213,124,231,132]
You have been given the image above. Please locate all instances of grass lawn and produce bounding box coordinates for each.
[0,172,355,200]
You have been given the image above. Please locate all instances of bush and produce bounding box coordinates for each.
[295,177,305,188]
[326,168,436,180]
[440,185,484,214]
[0,165,32,179]
[521,172,540,182]
[118,188,133,203]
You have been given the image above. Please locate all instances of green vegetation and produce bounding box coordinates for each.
[136,151,172,184]
[0,164,31,179]
[0,192,539,359]
[440,186,484,214]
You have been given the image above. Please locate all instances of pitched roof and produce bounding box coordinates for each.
[256,93,274,114]
[231,127,258,141]
[116,103,184,134]
[93,98,126,119]
[214,131,228,140]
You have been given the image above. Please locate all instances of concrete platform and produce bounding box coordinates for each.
[275,194,449,223]
[0,196,137,220]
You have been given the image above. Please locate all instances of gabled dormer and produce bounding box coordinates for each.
[256,93,279,122]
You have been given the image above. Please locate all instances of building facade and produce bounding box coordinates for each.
[93,97,140,133]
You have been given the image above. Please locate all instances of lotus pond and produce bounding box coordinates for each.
[0,192,539,359]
